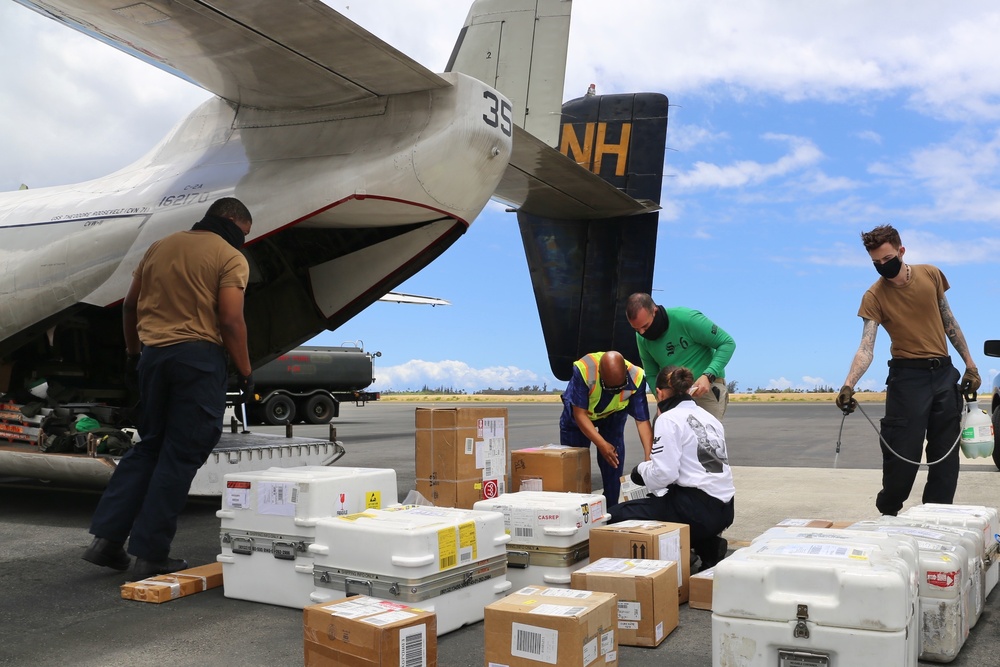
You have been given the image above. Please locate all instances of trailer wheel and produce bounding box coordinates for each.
[263,395,296,425]
[304,394,336,424]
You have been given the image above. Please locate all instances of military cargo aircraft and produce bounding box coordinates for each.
[0,0,667,489]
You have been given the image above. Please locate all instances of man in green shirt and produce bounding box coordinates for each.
[626,293,736,420]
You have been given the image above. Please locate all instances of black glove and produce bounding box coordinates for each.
[237,373,255,404]
[835,384,857,415]
[124,354,140,392]
[960,368,981,394]
[630,465,645,487]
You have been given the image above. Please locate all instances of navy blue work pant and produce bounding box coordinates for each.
[560,410,627,508]
[90,341,227,560]
[877,363,962,516]
[609,484,735,560]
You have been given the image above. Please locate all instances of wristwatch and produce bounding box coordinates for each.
[703,372,717,384]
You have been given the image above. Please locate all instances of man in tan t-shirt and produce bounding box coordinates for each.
[83,197,254,579]
[836,224,980,516]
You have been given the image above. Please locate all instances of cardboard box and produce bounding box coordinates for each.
[120,562,224,604]
[511,445,591,493]
[485,586,618,667]
[775,518,834,528]
[303,595,437,667]
[829,520,859,529]
[415,477,506,509]
[415,407,508,509]
[688,567,714,611]
[589,521,691,603]
[570,558,678,647]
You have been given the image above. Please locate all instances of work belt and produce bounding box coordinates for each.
[887,356,951,370]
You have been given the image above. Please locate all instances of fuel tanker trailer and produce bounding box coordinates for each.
[249,344,381,425]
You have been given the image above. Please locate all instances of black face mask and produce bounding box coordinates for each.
[191,213,246,250]
[639,306,669,341]
[874,255,902,279]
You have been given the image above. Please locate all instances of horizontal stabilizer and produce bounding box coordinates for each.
[496,126,659,220]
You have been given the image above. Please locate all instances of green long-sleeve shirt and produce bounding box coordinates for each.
[635,306,735,383]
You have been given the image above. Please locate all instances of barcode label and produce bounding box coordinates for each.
[511,623,557,664]
[516,628,542,654]
[514,527,534,538]
[459,547,472,564]
[399,624,426,667]
[624,487,647,501]
[484,457,493,478]
[440,554,457,569]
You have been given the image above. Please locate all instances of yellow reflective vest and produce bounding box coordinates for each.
[573,352,645,421]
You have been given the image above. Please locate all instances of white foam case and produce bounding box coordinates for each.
[713,529,920,667]
[215,465,397,608]
[901,503,1000,597]
[308,505,512,634]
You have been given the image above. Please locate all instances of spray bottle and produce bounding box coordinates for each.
[960,392,994,459]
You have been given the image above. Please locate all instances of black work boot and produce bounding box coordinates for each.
[130,557,189,581]
[82,537,130,571]
[694,536,729,572]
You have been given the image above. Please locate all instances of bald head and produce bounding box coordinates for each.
[599,351,627,388]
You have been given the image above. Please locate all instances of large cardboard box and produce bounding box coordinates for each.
[485,586,618,667]
[120,562,223,604]
[589,521,691,603]
[688,567,714,611]
[303,595,437,667]
[511,445,591,493]
[570,558,678,647]
[414,407,508,509]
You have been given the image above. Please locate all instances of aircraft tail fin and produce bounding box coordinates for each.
[446,0,571,147]
[517,91,668,380]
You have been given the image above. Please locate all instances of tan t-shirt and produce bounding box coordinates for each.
[858,264,949,359]
[134,230,250,347]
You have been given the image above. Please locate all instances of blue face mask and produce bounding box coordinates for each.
[874,255,902,279]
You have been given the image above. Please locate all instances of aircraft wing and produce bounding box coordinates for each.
[15,0,450,109]
[495,126,660,220]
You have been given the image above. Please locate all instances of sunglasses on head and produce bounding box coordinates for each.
[600,378,629,393]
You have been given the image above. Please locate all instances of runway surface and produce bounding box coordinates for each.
[1,400,997,666]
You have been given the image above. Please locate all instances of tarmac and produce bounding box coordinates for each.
[1,401,997,666]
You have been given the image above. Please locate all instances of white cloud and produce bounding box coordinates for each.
[856,130,883,145]
[374,359,549,392]
[674,134,822,190]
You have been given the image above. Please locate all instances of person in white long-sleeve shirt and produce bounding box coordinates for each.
[609,365,735,571]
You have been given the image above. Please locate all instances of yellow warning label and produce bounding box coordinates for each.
[365,491,381,509]
[459,520,477,561]
[438,527,458,571]
[338,511,374,521]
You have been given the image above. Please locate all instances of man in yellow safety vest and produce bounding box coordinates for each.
[559,350,654,508]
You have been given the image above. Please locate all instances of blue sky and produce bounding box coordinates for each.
[3,1,1000,393]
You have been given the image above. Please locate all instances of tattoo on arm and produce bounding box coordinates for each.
[845,319,877,386]
[939,297,975,367]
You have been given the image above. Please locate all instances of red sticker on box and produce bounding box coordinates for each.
[226,481,251,489]
[482,479,499,499]
[927,571,958,588]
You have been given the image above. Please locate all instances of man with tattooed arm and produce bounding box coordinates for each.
[836,224,980,516]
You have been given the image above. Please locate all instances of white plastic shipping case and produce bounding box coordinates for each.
[216,466,397,608]
[901,503,1000,597]
[845,522,970,662]
[865,516,987,626]
[308,505,513,635]
[714,531,920,667]
[852,518,983,627]
[473,490,609,589]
